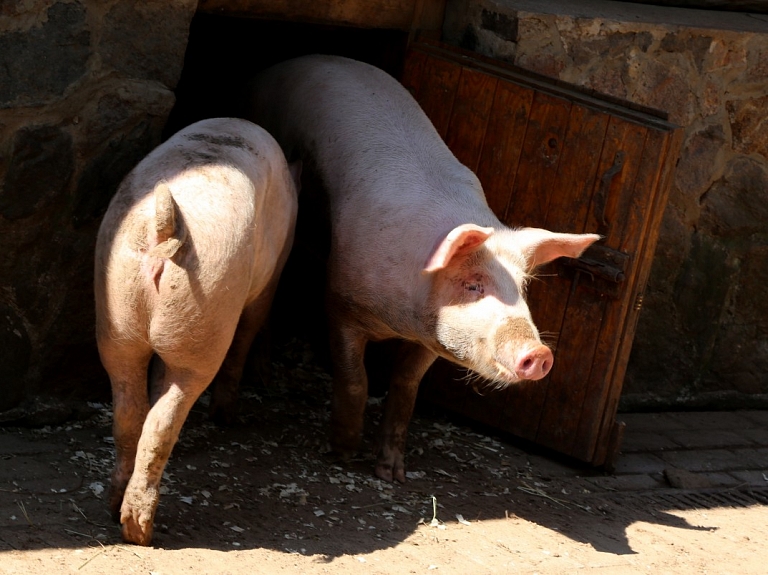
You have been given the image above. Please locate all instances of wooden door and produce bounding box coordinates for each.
[403,40,683,467]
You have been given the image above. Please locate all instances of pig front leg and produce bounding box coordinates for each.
[119,367,210,545]
[376,342,437,483]
[328,319,369,459]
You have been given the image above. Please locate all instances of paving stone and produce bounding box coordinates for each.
[660,448,749,472]
[701,472,744,487]
[741,410,768,427]
[586,473,665,491]
[617,412,689,432]
[526,454,584,478]
[662,411,751,431]
[613,452,667,475]
[738,427,768,446]
[620,431,680,453]
[728,470,768,486]
[740,447,768,467]
[662,429,754,449]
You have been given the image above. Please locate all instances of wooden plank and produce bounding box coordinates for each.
[444,67,497,173]
[590,126,684,465]
[526,104,609,346]
[496,91,572,440]
[564,117,649,461]
[503,91,572,228]
[475,80,533,219]
[523,105,611,450]
[401,48,428,100]
[415,54,461,139]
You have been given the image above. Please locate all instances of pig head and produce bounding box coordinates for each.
[94,118,299,545]
[246,55,599,483]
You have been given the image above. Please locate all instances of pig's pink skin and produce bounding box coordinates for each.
[246,55,599,483]
[94,118,299,545]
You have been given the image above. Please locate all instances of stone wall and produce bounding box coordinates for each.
[0,1,196,423]
[444,0,768,409]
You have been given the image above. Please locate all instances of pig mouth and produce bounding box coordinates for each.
[490,359,522,385]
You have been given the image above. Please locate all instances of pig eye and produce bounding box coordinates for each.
[463,281,484,295]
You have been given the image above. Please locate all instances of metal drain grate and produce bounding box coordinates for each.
[579,487,768,513]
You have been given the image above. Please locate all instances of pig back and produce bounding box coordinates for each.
[246,56,499,296]
[96,118,298,334]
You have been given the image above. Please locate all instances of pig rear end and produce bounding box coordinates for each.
[94,117,299,545]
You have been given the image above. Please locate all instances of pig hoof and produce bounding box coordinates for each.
[375,462,406,484]
[120,508,154,546]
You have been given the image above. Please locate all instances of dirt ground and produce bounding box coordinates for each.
[1,339,766,574]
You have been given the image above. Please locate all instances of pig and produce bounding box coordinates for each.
[245,55,599,484]
[94,117,300,545]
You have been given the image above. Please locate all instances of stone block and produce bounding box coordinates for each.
[620,431,680,453]
[663,429,753,449]
[619,412,691,432]
[660,448,751,472]
[673,124,726,201]
[586,473,665,491]
[0,124,74,221]
[728,469,768,486]
[726,95,768,158]
[613,453,668,475]
[700,155,768,237]
[663,410,759,430]
[100,1,197,89]
[742,410,768,426]
[0,2,90,108]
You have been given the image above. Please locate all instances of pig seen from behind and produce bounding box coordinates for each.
[94,118,300,545]
[246,55,600,483]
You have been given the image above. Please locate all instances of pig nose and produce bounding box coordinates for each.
[515,345,553,380]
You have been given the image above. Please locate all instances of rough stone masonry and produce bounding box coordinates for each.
[0,1,196,422]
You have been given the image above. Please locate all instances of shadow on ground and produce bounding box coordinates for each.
[3,339,751,561]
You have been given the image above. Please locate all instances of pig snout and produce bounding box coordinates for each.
[494,318,553,382]
[513,343,553,380]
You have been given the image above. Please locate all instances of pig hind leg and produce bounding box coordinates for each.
[328,320,370,459]
[209,284,279,426]
[98,339,153,523]
[119,363,215,545]
[375,342,437,483]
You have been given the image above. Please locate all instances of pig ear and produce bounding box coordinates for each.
[512,228,601,272]
[423,224,495,273]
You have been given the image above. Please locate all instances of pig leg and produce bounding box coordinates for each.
[328,320,369,459]
[209,287,277,426]
[119,366,211,545]
[99,340,153,522]
[375,342,437,483]
[148,355,166,407]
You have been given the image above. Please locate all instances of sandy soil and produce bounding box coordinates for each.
[1,340,766,574]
